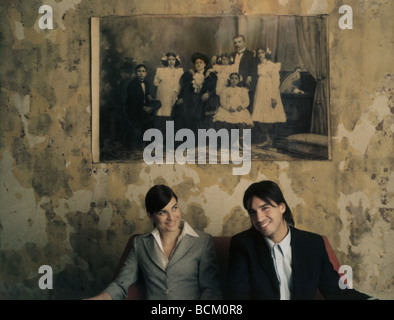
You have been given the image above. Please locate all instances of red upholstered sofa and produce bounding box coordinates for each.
[112,234,341,300]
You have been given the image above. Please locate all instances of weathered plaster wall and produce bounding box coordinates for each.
[0,0,393,299]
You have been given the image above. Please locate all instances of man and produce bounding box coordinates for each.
[225,180,372,300]
[230,35,257,112]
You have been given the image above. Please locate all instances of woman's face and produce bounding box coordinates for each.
[194,58,206,72]
[257,49,266,62]
[167,56,176,67]
[230,74,240,87]
[149,197,181,234]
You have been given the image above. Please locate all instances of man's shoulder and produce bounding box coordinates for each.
[291,227,325,249]
[243,49,255,57]
[231,228,256,242]
[127,77,139,87]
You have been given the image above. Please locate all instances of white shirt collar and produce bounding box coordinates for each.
[149,220,198,269]
[264,226,291,256]
[150,220,199,243]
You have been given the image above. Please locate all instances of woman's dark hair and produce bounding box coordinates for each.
[256,47,272,61]
[227,72,241,87]
[191,52,209,66]
[161,52,180,67]
[243,180,295,226]
[217,53,233,65]
[145,185,178,215]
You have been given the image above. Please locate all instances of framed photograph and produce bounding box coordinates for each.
[91,15,330,164]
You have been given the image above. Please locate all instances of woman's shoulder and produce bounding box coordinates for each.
[182,70,194,78]
[133,233,151,242]
[266,60,281,70]
[193,229,215,244]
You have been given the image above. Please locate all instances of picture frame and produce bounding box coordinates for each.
[91,14,330,164]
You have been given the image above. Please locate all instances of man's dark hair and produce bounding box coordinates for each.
[135,64,147,72]
[243,180,295,226]
[233,34,246,42]
[145,184,178,215]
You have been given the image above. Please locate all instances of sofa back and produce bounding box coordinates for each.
[113,234,340,300]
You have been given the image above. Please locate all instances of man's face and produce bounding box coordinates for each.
[248,196,288,243]
[233,37,246,52]
[136,67,147,81]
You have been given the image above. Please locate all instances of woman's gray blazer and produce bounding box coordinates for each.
[105,230,222,300]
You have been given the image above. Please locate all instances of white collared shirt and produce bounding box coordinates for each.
[151,220,199,269]
[234,49,245,72]
[264,228,293,300]
[140,81,146,102]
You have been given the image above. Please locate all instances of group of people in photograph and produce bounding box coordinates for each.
[86,180,373,300]
[123,35,287,151]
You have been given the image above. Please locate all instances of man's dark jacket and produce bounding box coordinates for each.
[125,78,152,122]
[225,226,370,300]
[230,49,258,89]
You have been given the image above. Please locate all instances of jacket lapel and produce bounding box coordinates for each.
[141,235,166,272]
[252,229,280,293]
[167,234,195,268]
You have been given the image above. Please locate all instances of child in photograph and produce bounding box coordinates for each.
[209,53,236,96]
[124,64,160,150]
[252,47,286,147]
[214,72,253,151]
[153,52,184,135]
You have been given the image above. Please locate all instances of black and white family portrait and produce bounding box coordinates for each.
[92,15,330,163]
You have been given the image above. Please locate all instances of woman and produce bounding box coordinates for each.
[172,52,217,134]
[252,47,286,147]
[86,185,222,300]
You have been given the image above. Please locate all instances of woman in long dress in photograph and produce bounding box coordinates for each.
[252,47,286,147]
[172,52,217,135]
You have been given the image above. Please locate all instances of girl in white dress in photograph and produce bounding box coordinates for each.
[252,47,286,147]
[209,53,236,96]
[153,52,184,135]
[214,72,253,150]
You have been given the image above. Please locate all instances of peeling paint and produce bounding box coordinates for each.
[0,151,48,250]
[278,0,290,7]
[14,21,24,40]
[335,93,391,154]
[307,0,328,14]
